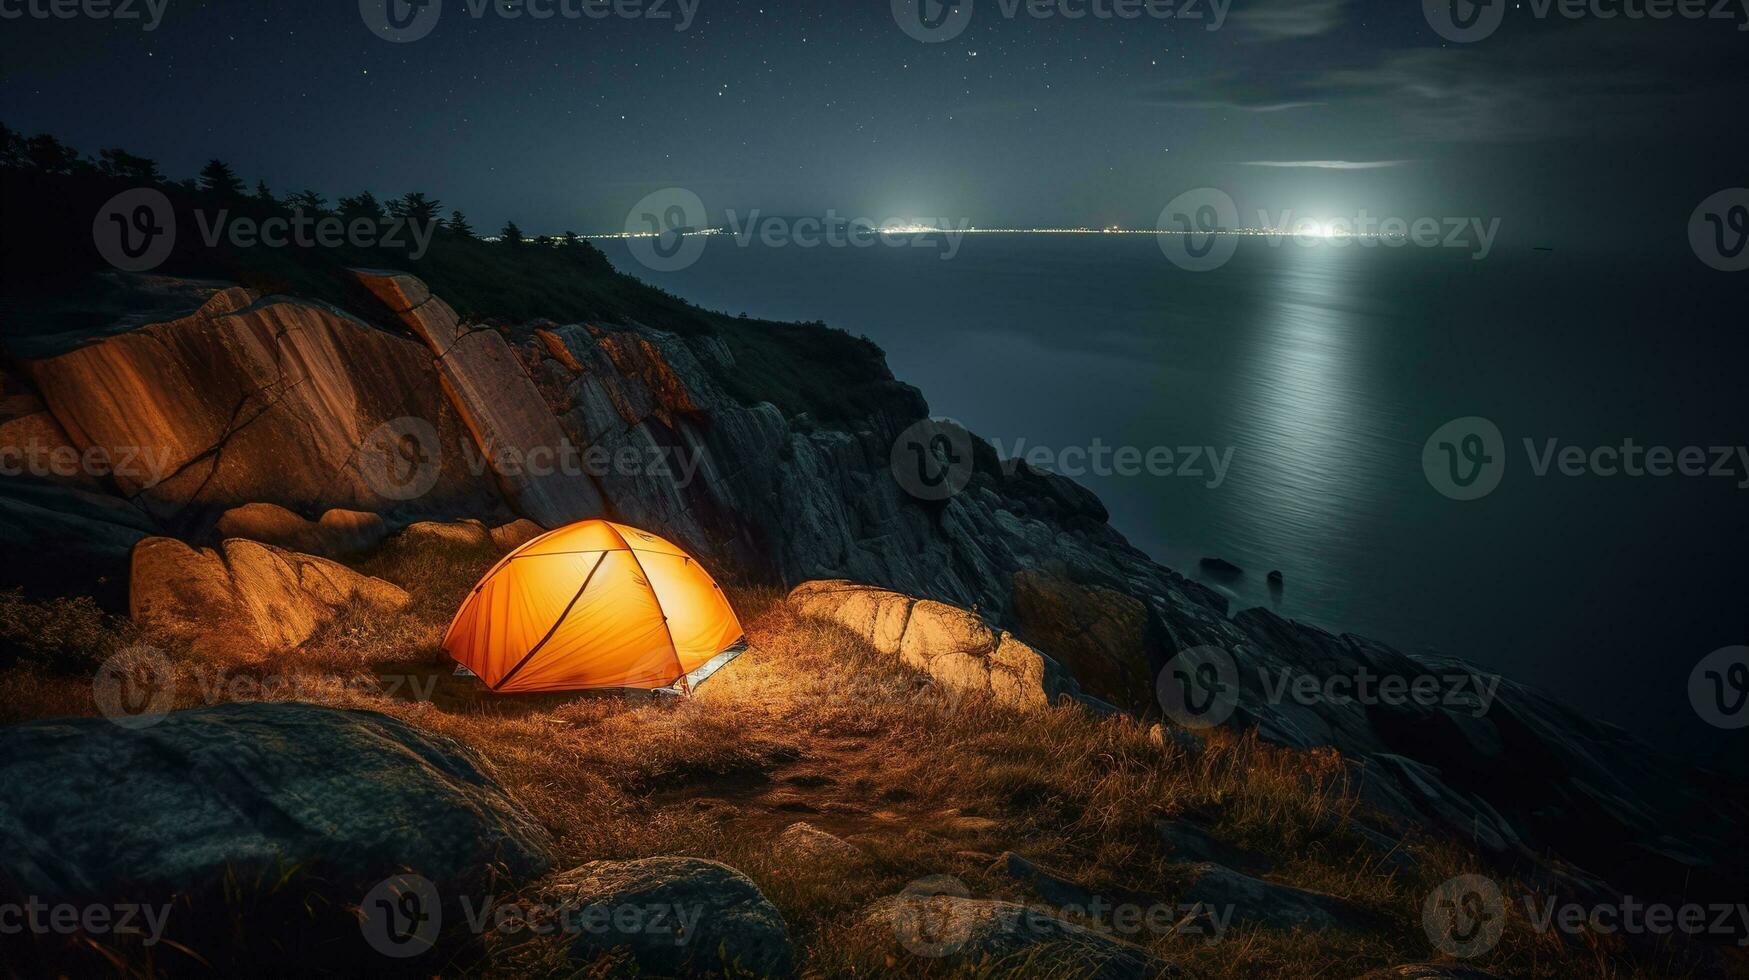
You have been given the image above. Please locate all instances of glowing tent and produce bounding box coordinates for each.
[443,520,744,693]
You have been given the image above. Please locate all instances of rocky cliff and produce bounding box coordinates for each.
[0,270,1740,925]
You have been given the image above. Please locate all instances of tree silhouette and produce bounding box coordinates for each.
[448,209,476,239]
[96,147,164,183]
[500,220,524,246]
[254,179,278,207]
[24,134,81,175]
[0,122,21,169]
[198,159,246,198]
[337,191,386,224]
[562,230,581,247]
[285,190,328,215]
[387,191,444,226]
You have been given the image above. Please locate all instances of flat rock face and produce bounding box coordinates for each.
[864,887,1180,980]
[540,856,793,978]
[18,283,507,526]
[0,702,553,896]
[353,270,606,527]
[129,536,409,658]
[787,580,1096,711]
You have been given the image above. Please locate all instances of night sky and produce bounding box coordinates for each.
[3,0,1745,248]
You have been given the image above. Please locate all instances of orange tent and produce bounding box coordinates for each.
[443,520,744,693]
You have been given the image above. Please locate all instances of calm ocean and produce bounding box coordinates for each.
[608,233,1747,772]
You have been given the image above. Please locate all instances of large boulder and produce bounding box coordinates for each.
[129,537,409,658]
[787,580,1107,712]
[864,882,1180,979]
[539,857,793,977]
[0,702,553,896]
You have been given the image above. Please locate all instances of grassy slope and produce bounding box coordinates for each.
[0,540,1723,979]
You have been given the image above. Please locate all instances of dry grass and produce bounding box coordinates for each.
[0,546,1733,979]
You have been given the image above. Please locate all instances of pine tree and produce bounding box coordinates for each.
[561,230,581,247]
[254,179,277,207]
[96,147,164,183]
[0,122,22,170]
[500,220,524,246]
[448,209,476,239]
[337,191,386,224]
[198,159,246,198]
[387,191,444,225]
[23,134,81,175]
[285,190,328,215]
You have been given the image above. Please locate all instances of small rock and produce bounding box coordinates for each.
[1181,862,1373,932]
[1146,723,1204,755]
[397,519,495,550]
[215,503,387,557]
[1154,821,1269,873]
[1353,966,1503,980]
[489,518,547,552]
[541,857,793,978]
[1198,557,1243,578]
[865,886,1181,979]
[988,852,1113,908]
[775,822,863,862]
[1267,570,1284,585]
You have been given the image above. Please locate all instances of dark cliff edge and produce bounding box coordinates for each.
[2,167,1744,944]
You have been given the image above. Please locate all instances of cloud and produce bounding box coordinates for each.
[1241,160,1410,169]
[1232,0,1351,40]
